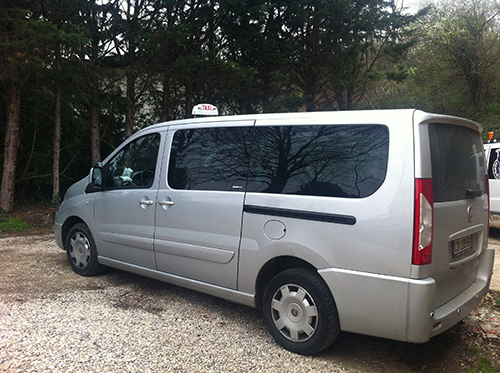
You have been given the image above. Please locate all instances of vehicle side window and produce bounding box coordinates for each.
[247,125,389,198]
[106,133,161,189]
[168,127,251,191]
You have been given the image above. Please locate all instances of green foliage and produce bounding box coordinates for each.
[0,7,59,82]
[487,104,500,116]
[371,0,500,121]
[2,0,500,207]
[467,345,497,373]
[0,217,31,232]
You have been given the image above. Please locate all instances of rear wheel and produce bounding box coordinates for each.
[65,223,104,276]
[263,268,340,355]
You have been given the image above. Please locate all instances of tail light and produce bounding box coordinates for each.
[413,179,433,265]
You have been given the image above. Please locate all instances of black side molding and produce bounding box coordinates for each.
[243,205,357,226]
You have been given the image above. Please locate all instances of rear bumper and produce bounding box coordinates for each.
[319,245,495,343]
[425,245,495,340]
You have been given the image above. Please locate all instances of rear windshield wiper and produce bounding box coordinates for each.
[466,188,483,198]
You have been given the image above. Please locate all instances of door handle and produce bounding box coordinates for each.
[138,197,154,208]
[158,199,175,209]
[158,200,175,206]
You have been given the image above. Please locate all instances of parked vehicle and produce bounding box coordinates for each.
[484,142,500,228]
[55,109,494,355]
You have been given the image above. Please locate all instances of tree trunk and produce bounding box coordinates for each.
[184,82,193,119]
[1,80,22,213]
[125,72,136,138]
[90,105,100,165]
[160,76,170,122]
[90,73,101,164]
[239,99,248,114]
[52,81,61,202]
[304,83,318,112]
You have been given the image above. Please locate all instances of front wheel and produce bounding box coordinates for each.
[263,268,340,355]
[65,223,104,276]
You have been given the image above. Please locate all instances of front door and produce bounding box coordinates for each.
[154,123,254,289]
[94,132,163,269]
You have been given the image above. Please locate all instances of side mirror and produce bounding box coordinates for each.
[90,163,104,191]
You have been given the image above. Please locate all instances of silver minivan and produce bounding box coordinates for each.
[55,109,494,355]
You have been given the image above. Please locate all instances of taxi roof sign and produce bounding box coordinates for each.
[192,103,218,117]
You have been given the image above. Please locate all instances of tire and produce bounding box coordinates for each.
[263,268,340,355]
[65,223,104,276]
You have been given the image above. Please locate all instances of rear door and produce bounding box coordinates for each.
[425,121,489,307]
[154,122,254,289]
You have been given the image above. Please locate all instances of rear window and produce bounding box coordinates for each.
[428,123,486,202]
[247,125,389,198]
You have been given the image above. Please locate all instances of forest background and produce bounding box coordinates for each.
[1,0,499,213]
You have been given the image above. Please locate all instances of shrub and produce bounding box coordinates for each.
[0,217,31,231]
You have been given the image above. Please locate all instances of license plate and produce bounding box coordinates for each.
[452,235,473,258]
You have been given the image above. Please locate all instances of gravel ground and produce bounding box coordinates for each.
[1,233,499,372]
[0,235,348,373]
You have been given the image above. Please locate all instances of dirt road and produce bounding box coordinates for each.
[1,233,500,372]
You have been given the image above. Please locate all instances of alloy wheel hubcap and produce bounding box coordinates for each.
[69,232,91,268]
[271,284,318,342]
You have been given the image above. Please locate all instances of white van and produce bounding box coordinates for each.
[484,142,500,228]
[55,109,494,355]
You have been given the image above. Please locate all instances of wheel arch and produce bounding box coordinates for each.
[61,216,88,248]
[254,256,319,310]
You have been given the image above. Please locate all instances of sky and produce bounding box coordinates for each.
[398,0,425,13]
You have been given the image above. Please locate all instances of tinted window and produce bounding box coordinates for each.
[429,123,486,202]
[168,127,252,191]
[247,125,389,198]
[106,133,160,189]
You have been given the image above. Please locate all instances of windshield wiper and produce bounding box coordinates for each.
[466,188,483,198]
